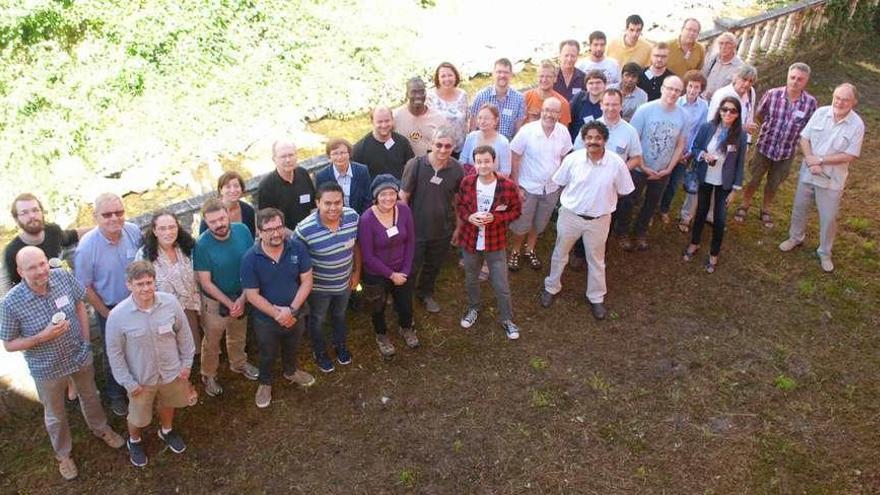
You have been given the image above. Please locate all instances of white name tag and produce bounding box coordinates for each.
[495,204,508,212]
[583,116,594,124]
[429,175,443,185]
[502,108,514,117]
[572,88,582,95]
[54,295,70,309]
[386,226,399,237]
[615,145,626,155]
[158,324,174,335]
[384,138,395,150]
[299,194,311,204]
[794,110,806,119]
[727,145,738,153]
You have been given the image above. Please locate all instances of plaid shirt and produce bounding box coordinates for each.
[469,86,526,140]
[456,174,522,253]
[0,269,91,380]
[756,87,818,161]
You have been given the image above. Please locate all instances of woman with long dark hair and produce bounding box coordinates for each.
[683,96,747,273]
[137,211,202,353]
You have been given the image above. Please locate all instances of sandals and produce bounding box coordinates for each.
[678,220,690,233]
[507,251,521,272]
[760,210,774,229]
[682,245,700,262]
[733,206,748,224]
[522,251,542,270]
[705,256,719,274]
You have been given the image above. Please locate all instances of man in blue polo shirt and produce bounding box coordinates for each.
[74,192,142,417]
[295,182,361,373]
[241,208,315,408]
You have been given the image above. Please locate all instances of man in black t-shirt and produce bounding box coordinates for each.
[257,139,317,231]
[3,193,90,287]
[352,106,415,180]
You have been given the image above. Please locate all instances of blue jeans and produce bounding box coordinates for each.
[307,290,351,354]
[659,162,686,214]
[96,310,127,401]
[254,317,304,385]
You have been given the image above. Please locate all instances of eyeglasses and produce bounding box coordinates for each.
[100,210,125,219]
[260,225,285,234]
[719,107,739,114]
[661,86,683,93]
[16,207,42,217]
[434,143,454,150]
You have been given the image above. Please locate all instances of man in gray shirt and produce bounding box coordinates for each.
[106,261,195,468]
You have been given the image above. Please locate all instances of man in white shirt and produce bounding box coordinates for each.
[540,121,635,320]
[576,31,621,86]
[779,83,864,272]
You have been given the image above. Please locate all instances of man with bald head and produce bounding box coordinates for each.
[2,247,125,480]
[258,139,316,230]
[394,77,448,157]
[352,106,415,179]
[779,83,864,273]
[74,192,142,417]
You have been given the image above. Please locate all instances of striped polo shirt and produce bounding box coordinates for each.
[295,207,359,294]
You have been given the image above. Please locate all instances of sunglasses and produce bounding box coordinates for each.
[100,210,125,219]
[434,143,454,150]
[719,107,739,114]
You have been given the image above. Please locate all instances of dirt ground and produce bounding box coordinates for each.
[1,46,878,494]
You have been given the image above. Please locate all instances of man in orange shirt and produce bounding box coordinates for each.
[524,60,572,126]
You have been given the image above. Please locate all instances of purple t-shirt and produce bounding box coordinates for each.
[357,203,415,278]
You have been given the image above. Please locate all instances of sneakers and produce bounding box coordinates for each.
[335,344,352,365]
[127,438,148,467]
[778,238,803,252]
[460,307,479,329]
[255,384,272,408]
[202,375,223,397]
[539,289,555,308]
[819,255,834,273]
[501,320,520,340]
[109,397,128,417]
[97,428,125,449]
[314,352,335,373]
[158,428,187,454]
[231,362,259,381]
[399,327,420,349]
[376,334,396,358]
[590,302,607,320]
[283,369,316,387]
[420,295,441,313]
[58,456,78,480]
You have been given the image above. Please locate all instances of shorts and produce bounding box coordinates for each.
[748,151,794,194]
[127,378,194,428]
[509,189,561,236]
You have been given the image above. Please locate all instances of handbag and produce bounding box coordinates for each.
[682,157,699,194]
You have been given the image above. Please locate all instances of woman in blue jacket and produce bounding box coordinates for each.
[683,96,746,273]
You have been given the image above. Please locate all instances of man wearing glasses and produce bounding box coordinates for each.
[74,192,143,417]
[4,193,91,288]
[400,126,464,313]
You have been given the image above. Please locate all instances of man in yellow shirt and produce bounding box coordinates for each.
[667,18,705,77]
[607,14,653,67]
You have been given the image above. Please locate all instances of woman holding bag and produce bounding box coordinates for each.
[682,96,746,273]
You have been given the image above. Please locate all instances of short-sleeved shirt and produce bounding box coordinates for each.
[459,131,512,175]
[295,208,359,294]
[401,155,464,241]
[702,55,744,99]
[469,86,526,140]
[797,106,864,191]
[4,223,79,286]
[554,68,586,102]
[573,118,643,163]
[755,87,818,161]
[666,39,705,77]
[426,88,469,151]
[568,93,604,141]
[523,89,572,126]
[677,95,710,152]
[352,131,414,180]
[193,223,253,298]
[257,168,316,231]
[509,121,573,195]
[392,106,449,157]
[74,223,142,306]
[607,37,653,67]
[240,238,312,321]
[553,150,635,216]
[608,84,648,121]
[0,269,90,380]
[576,58,622,86]
[630,101,687,171]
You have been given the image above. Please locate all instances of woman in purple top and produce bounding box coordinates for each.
[358,174,417,359]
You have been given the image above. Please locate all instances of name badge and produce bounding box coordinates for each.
[54,295,70,309]
[344,238,355,249]
[429,175,443,185]
[289,255,299,265]
[572,88,582,95]
[583,116,594,124]
[158,324,174,335]
[727,145,738,153]
[299,194,311,204]
[495,204,508,212]
[386,226,399,238]
[384,138,395,150]
[502,108,514,117]
[794,110,806,119]
[615,145,626,155]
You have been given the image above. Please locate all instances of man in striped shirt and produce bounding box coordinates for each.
[295,182,361,373]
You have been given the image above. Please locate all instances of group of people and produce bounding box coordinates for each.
[0,13,865,480]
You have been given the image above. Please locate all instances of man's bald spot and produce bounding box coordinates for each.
[665,75,684,90]
[542,97,562,112]
[272,139,297,157]
[835,83,858,102]
[16,245,46,269]
[371,106,393,122]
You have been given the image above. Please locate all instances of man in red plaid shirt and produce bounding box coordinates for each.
[456,145,523,339]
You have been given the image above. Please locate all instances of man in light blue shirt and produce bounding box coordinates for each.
[74,192,142,416]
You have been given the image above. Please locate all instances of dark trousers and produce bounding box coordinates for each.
[96,309,126,401]
[412,237,450,298]
[254,316,304,385]
[362,273,414,334]
[659,162,686,214]
[307,290,351,354]
[691,183,732,256]
[614,170,670,238]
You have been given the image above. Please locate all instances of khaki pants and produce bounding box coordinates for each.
[544,208,612,303]
[34,360,111,459]
[199,297,248,377]
[788,179,843,257]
